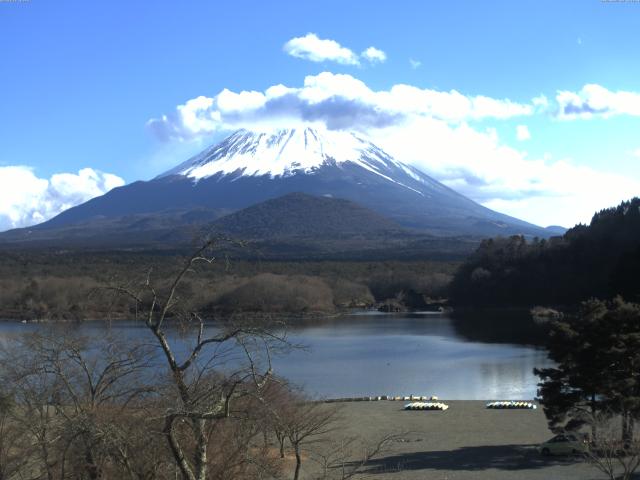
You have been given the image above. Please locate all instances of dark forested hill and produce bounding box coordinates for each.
[0,192,478,260]
[212,192,402,238]
[450,198,640,307]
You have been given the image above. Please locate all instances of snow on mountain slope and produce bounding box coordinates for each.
[160,127,438,196]
[25,126,550,239]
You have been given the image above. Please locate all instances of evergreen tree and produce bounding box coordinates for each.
[535,298,640,442]
[450,197,640,307]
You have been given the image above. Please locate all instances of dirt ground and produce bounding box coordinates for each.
[298,400,614,480]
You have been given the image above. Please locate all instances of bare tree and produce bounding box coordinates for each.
[109,240,287,480]
[309,432,403,480]
[281,399,341,480]
[0,240,405,480]
[0,240,289,480]
[257,378,402,480]
[262,387,401,480]
[0,393,31,480]
[1,339,64,480]
[584,411,640,480]
[0,329,160,480]
[256,378,294,460]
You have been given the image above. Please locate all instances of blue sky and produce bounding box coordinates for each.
[1,0,640,230]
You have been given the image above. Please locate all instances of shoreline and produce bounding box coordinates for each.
[2,304,565,325]
[315,400,593,480]
[0,307,446,324]
[320,396,539,403]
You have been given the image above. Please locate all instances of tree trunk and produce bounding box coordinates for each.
[194,418,208,480]
[276,431,285,458]
[165,418,196,480]
[293,444,301,480]
[620,409,635,450]
[40,440,55,480]
[591,393,598,441]
[85,448,101,480]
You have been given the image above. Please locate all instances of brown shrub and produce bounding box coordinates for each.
[327,278,374,308]
[214,273,335,313]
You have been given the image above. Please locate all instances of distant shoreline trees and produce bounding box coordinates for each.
[0,254,455,321]
[450,198,640,308]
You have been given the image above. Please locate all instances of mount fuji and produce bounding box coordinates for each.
[1,127,554,251]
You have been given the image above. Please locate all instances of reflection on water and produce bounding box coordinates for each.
[276,314,550,399]
[0,312,552,400]
[450,308,548,346]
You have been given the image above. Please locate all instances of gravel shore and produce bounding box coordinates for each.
[307,400,604,480]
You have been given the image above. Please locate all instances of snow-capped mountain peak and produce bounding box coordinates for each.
[160,127,415,184]
[29,126,549,239]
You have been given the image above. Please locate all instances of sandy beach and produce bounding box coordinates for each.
[300,400,604,480]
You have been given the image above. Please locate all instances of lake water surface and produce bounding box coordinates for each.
[0,312,551,400]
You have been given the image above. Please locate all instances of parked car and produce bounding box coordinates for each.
[538,433,588,456]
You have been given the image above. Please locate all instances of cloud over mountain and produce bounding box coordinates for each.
[146,74,640,227]
[0,167,124,231]
[147,72,533,141]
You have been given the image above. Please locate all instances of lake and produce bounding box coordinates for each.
[0,311,551,400]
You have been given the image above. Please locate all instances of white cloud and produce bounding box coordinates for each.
[0,167,124,232]
[532,94,549,112]
[283,33,387,67]
[481,167,640,228]
[369,118,640,227]
[361,46,386,63]
[516,125,531,141]
[556,84,640,119]
[409,58,422,69]
[146,74,640,227]
[283,33,360,65]
[147,72,534,141]
[631,148,640,158]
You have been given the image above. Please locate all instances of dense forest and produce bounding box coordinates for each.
[7,197,640,319]
[450,198,640,307]
[0,250,456,320]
